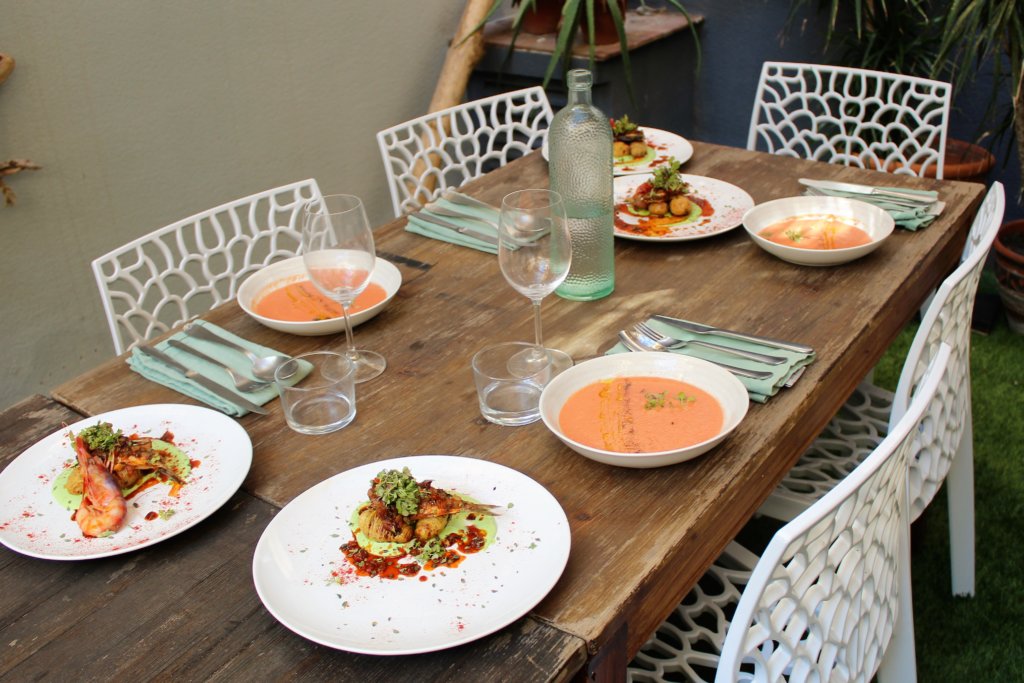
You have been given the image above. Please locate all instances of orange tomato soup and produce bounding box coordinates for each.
[558,376,724,453]
[758,215,872,250]
[253,279,387,322]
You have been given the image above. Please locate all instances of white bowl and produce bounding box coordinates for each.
[742,196,895,266]
[538,352,749,468]
[237,256,401,336]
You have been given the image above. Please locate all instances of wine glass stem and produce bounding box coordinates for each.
[531,298,545,349]
[340,301,359,363]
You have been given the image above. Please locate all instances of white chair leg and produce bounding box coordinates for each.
[879,518,918,683]
[947,413,975,597]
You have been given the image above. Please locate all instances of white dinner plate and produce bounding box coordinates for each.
[541,126,694,176]
[0,404,252,561]
[252,455,571,655]
[613,173,755,242]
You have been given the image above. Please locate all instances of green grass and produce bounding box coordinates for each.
[874,271,1024,681]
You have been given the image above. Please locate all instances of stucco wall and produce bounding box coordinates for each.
[1,1,464,408]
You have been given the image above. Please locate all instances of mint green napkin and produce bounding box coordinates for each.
[127,320,308,416]
[607,318,815,403]
[803,186,942,231]
[404,197,499,254]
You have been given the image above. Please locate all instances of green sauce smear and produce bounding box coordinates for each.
[615,145,656,166]
[51,440,192,511]
[626,200,702,224]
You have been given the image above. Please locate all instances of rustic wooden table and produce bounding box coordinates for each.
[4,141,984,681]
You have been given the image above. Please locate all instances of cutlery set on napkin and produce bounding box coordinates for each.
[405,190,501,253]
[799,178,943,231]
[609,315,815,403]
[127,320,308,417]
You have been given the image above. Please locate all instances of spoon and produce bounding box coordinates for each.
[167,339,270,393]
[618,330,773,381]
[183,323,295,382]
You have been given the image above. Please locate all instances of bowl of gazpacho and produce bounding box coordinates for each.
[237,256,402,335]
[742,196,895,266]
[538,352,749,468]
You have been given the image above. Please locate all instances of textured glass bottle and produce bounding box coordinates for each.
[550,69,615,300]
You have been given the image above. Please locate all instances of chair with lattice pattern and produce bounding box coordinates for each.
[748,61,951,178]
[376,86,553,218]
[92,178,322,354]
[627,344,952,683]
[757,182,1005,599]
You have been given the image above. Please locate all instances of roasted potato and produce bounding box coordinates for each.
[669,195,691,216]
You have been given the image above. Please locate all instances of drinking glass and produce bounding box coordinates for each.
[301,194,386,383]
[498,189,574,375]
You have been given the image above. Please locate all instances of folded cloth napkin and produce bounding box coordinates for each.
[607,318,815,403]
[404,197,499,254]
[127,320,308,416]
[803,186,942,231]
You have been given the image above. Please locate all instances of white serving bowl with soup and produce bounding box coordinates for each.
[742,196,895,266]
[539,352,749,468]
[237,255,402,335]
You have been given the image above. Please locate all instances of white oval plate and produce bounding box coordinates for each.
[542,126,694,176]
[613,174,755,242]
[0,404,252,560]
[237,256,402,336]
[252,455,571,655]
[539,353,749,468]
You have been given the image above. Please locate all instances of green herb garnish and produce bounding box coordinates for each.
[76,422,122,453]
[648,157,690,194]
[644,391,668,409]
[374,468,421,516]
[612,115,639,136]
[417,537,448,564]
[785,229,804,242]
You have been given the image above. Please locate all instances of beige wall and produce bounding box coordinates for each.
[0,1,465,409]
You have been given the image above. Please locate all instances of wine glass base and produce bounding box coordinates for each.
[508,347,573,378]
[351,349,386,383]
[546,348,574,376]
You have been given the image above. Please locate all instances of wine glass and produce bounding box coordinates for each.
[301,194,386,383]
[498,189,574,375]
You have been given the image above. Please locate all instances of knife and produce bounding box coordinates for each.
[618,330,773,381]
[424,201,500,230]
[441,190,501,215]
[652,315,814,355]
[136,345,269,415]
[798,178,935,204]
[409,211,500,247]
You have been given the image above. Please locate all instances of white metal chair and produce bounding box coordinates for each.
[627,344,953,683]
[92,178,322,354]
[747,62,952,178]
[376,86,553,218]
[758,182,1006,598]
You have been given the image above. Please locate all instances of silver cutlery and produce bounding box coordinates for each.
[409,210,500,247]
[783,365,806,388]
[424,200,500,230]
[136,345,269,415]
[441,189,501,214]
[618,330,773,381]
[183,322,294,381]
[167,339,270,393]
[798,178,935,205]
[634,322,787,365]
[651,315,814,354]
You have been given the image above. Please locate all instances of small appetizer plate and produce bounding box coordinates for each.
[539,353,749,468]
[613,174,754,242]
[541,126,695,176]
[742,196,895,267]
[237,255,402,335]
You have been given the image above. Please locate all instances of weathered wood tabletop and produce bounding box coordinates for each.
[9,140,985,680]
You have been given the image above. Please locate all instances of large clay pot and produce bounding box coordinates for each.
[994,219,1024,333]
[591,0,628,45]
[929,139,996,183]
[519,0,561,35]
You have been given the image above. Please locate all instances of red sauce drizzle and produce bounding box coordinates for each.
[337,525,489,581]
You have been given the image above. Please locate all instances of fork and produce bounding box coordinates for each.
[167,339,270,393]
[619,330,774,381]
[634,322,787,365]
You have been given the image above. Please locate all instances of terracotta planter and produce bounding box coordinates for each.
[519,0,561,35]
[591,0,627,45]
[928,139,996,183]
[994,219,1024,333]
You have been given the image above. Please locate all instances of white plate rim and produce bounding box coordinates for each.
[541,126,694,176]
[251,455,571,655]
[0,404,252,561]
[613,174,756,242]
[237,256,402,336]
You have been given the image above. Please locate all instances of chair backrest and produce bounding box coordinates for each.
[376,86,553,217]
[717,343,952,682]
[747,61,951,178]
[92,178,322,354]
[891,181,1005,518]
